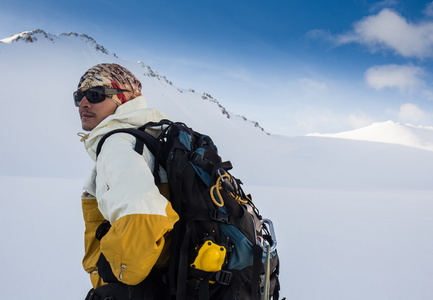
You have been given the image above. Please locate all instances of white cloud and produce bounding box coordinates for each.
[365,64,425,92]
[334,9,433,58]
[397,103,428,123]
[424,2,433,17]
[369,0,398,13]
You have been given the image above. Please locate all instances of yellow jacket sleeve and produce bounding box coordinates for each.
[100,204,178,285]
[81,195,106,289]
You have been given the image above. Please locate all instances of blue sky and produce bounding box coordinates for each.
[2,0,433,135]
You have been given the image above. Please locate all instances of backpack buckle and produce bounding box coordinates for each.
[209,209,229,223]
[191,152,206,167]
[215,270,232,285]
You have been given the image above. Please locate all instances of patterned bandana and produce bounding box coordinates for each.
[77,63,142,104]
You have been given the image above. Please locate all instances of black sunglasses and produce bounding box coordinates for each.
[74,86,131,107]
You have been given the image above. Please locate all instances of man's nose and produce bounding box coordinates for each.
[79,96,91,108]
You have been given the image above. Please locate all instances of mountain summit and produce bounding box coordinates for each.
[1,29,111,55]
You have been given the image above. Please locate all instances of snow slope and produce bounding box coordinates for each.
[309,120,433,151]
[1,30,433,299]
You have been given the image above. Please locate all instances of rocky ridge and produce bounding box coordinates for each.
[1,29,268,134]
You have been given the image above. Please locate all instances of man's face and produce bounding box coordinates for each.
[78,89,119,131]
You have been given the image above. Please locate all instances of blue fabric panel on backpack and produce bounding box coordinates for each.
[195,147,205,156]
[191,164,211,186]
[179,131,192,150]
[220,222,254,270]
[189,147,211,186]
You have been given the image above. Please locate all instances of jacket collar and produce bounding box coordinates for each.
[81,95,168,161]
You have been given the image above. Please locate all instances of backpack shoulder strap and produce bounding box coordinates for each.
[96,126,168,185]
[96,128,160,158]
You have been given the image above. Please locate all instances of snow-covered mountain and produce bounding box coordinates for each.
[1,30,433,300]
[0,29,267,179]
[309,120,433,151]
[0,30,267,132]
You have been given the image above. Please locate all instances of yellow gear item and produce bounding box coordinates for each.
[210,173,250,207]
[191,240,226,272]
[210,174,230,207]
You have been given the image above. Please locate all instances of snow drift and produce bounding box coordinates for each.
[309,120,433,151]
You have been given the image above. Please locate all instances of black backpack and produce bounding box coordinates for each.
[96,120,281,299]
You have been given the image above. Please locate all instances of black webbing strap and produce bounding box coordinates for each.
[134,138,145,155]
[209,209,245,228]
[137,119,173,132]
[175,154,200,300]
[251,244,264,300]
[96,128,160,158]
[189,268,232,285]
[190,152,214,175]
[198,273,212,300]
[176,222,191,300]
[134,136,164,185]
[168,152,189,299]
[168,222,181,297]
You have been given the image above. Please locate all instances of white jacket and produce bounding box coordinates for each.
[80,96,179,287]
